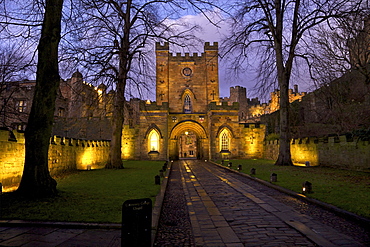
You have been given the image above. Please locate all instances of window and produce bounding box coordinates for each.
[149,130,159,151]
[221,132,229,150]
[15,123,26,131]
[16,100,27,113]
[184,94,192,113]
[58,108,65,117]
[219,129,230,151]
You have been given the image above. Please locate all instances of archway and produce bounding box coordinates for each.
[169,120,209,160]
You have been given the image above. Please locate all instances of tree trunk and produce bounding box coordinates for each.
[106,88,125,169]
[274,75,294,166]
[106,0,131,169]
[16,0,63,197]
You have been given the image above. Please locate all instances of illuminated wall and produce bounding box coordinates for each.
[0,130,110,192]
[240,124,266,159]
[264,136,370,170]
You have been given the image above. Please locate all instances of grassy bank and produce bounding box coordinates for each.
[217,159,370,218]
[1,160,164,223]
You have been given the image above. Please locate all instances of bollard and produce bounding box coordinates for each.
[302,181,312,194]
[237,164,242,171]
[228,162,232,167]
[159,170,164,177]
[305,161,310,167]
[270,173,277,182]
[155,175,160,185]
[250,168,256,175]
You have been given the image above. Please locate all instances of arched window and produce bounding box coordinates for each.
[184,94,192,113]
[148,130,159,152]
[219,129,230,151]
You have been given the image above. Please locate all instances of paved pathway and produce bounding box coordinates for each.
[0,223,121,246]
[179,160,365,247]
[0,160,368,246]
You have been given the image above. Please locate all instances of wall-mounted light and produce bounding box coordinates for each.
[199,116,205,122]
[172,116,177,122]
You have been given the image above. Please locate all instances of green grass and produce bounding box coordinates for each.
[1,160,164,223]
[218,159,370,218]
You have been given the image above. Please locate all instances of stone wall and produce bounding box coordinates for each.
[264,136,370,171]
[0,130,110,192]
[239,124,266,159]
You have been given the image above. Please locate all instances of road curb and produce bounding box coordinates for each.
[151,161,172,246]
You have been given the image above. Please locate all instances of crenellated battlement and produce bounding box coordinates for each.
[204,42,218,50]
[141,101,169,111]
[155,42,169,51]
[246,84,307,120]
[168,52,205,60]
[264,135,369,170]
[0,129,111,192]
[208,102,239,110]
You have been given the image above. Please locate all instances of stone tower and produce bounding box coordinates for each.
[155,42,220,113]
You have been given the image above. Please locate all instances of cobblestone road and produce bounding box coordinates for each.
[175,160,367,246]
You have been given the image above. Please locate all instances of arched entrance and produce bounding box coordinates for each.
[169,120,209,160]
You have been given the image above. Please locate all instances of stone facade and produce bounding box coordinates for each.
[124,42,265,161]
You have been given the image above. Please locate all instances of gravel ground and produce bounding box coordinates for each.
[154,162,195,246]
[154,162,370,246]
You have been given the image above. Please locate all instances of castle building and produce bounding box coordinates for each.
[122,42,266,161]
[1,40,368,162]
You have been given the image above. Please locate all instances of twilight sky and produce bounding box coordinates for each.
[164,9,312,103]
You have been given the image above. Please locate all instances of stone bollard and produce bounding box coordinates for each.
[155,175,160,185]
[228,162,232,167]
[270,173,277,182]
[250,168,256,175]
[237,164,242,171]
[159,170,164,177]
[302,181,312,194]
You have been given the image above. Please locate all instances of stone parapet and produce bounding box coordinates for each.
[0,130,110,192]
[264,136,370,170]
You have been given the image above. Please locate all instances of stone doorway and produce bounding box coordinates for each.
[168,120,209,161]
[179,131,197,159]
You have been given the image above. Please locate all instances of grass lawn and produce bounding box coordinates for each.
[1,160,164,223]
[218,159,370,218]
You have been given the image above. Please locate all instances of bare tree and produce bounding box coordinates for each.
[223,0,363,166]
[0,44,32,128]
[67,0,200,168]
[16,0,64,197]
[308,10,370,86]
